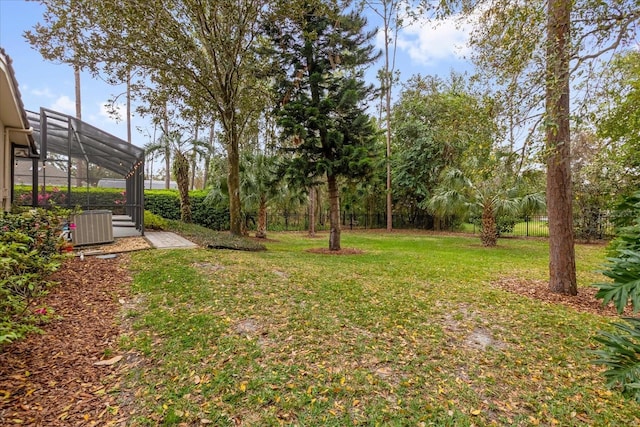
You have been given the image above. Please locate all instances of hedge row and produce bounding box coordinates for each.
[14,186,126,211]
[14,186,230,231]
[144,190,229,230]
[14,186,229,230]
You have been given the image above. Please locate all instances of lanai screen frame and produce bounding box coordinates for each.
[25,108,145,233]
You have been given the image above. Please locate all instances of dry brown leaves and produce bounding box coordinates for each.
[80,237,150,256]
[493,277,634,317]
[0,255,132,426]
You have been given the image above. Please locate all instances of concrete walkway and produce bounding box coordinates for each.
[144,231,198,249]
[110,216,197,249]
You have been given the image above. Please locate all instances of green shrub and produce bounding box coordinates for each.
[592,191,640,399]
[144,210,168,230]
[593,192,640,313]
[496,215,517,236]
[593,318,640,401]
[144,190,181,220]
[145,190,229,230]
[166,220,265,251]
[15,185,126,212]
[15,186,232,231]
[191,193,229,230]
[0,209,66,345]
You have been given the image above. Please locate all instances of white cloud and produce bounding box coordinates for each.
[376,11,475,67]
[31,87,55,98]
[99,101,124,123]
[51,95,76,115]
[398,14,472,65]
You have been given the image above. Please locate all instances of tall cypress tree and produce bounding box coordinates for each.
[267,2,380,250]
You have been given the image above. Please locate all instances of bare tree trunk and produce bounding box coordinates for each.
[163,111,170,190]
[203,124,215,189]
[74,64,86,187]
[308,186,316,237]
[327,174,341,251]
[75,66,81,120]
[384,22,393,232]
[256,196,267,239]
[190,127,199,190]
[546,0,577,295]
[127,70,132,144]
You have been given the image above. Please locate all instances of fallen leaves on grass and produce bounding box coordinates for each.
[306,248,364,255]
[0,255,132,426]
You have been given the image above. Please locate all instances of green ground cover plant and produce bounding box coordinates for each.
[144,210,169,230]
[165,220,265,251]
[120,231,639,426]
[0,209,66,344]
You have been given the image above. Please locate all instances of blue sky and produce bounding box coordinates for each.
[0,0,473,148]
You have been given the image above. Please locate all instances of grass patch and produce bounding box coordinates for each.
[121,231,639,426]
[166,220,266,251]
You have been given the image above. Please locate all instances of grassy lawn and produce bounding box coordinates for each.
[119,231,638,426]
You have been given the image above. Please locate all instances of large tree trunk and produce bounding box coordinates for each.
[256,195,267,239]
[203,124,215,189]
[481,204,497,247]
[190,127,198,190]
[384,23,393,233]
[164,150,171,190]
[327,174,341,251]
[546,0,577,295]
[226,125,242,236]
[74,65,82,120]
[163,115,170,190]
[308,186,316,237]
[173,150,192,223]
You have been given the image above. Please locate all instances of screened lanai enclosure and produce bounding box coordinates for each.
[12,108,145,241]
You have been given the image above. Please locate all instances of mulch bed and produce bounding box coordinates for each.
[0,255,132,426]
[493,277,634,317]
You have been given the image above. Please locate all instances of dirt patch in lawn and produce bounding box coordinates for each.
[0,255,132,426]
[494,277,633,317]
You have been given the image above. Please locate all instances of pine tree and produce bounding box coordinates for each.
[267,2,380,250]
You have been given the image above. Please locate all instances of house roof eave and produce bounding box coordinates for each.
[0,47,38,155]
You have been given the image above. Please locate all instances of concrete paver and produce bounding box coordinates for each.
[144,231,198,249]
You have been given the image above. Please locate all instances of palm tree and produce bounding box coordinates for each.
[240,151,279,238]
[172,148,191,222]
[144,134,173,190]
[426,168,545,247]
[147,131,211,223]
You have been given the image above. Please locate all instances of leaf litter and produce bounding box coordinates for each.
[0,255,132,426]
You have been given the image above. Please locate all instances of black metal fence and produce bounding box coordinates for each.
[259,212,620,240]
[263,212,434,232]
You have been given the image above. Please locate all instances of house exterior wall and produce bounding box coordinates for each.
[1,48,37,211]
[0,120,6,211]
